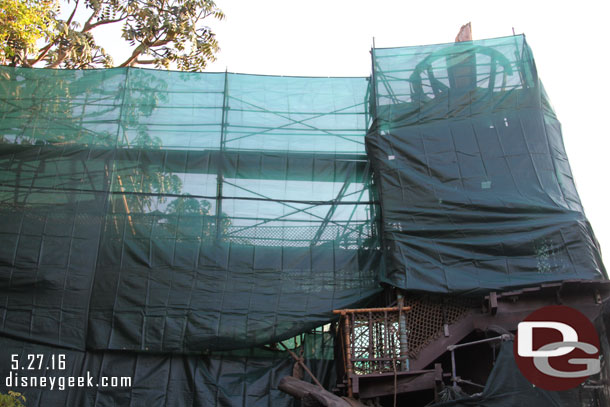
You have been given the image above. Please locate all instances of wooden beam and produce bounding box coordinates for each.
[278,376,353,407]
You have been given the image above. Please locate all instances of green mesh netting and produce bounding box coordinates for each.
[0,67,382,352]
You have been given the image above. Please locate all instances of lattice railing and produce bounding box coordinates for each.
[335,296,473,376]
[334,306,409,376]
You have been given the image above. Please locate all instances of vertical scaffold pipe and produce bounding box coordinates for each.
[396,291,409,371]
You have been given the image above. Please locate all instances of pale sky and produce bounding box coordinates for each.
[89,0,610,265]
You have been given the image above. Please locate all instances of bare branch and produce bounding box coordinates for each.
[66,0,80,26]
[83,16,128,32]
[82,9,99,31]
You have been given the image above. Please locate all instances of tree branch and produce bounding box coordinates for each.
[82,9,99,32]
[120,26,176,67]
[30,0,80,67]
[66,0,80,26]
[30,41,55,66]
[119,43,148,67]
[83,16,128,32]
[151,38,172,47]
[28,0,84,67]
[48,47,71,68]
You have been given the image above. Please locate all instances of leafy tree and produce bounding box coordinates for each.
[164,196,232,240]
[0,391,26,407]
[0,0,224,71]
[0,0,57,66]
[166,196,210,215]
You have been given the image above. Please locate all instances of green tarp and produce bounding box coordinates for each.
[367,35,606,294]
[0,331,336,407]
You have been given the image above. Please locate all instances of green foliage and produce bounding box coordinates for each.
[0,0,57,65]
[0,391,26,407]
[0,0,224,71]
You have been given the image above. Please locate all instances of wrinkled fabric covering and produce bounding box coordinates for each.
[0,67,381,352]
[0,332,336,407]
[367,35,606,294]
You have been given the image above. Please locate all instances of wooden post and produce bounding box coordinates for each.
[343,312,354,398]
